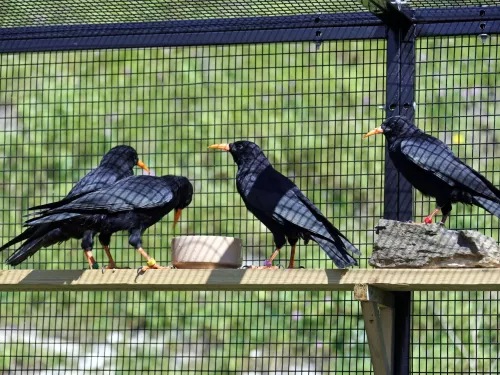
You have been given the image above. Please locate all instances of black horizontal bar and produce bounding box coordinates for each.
[412,6,500,23]
[417,19,500,36]
[0,13,381,40]
[0,25,386,53]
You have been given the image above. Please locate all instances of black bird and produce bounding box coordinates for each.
[208,141,360,268]
[29,145,150,211]
[1,145,150,268]
[9,175,193,271]
[363,115,500,224]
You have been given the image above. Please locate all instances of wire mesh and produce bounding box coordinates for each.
[0,290,371,373]
[406,0,500,8]
[0,41,386,271]
[1,1,499,372]
[413,34,500,373]
[0,39,385,372]
[1,0,368,28]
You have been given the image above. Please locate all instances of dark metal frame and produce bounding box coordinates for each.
[1,2,500,374]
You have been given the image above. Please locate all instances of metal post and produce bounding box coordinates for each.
[384,24,414,222]
[385,22,415,375]
[393,291,412,375]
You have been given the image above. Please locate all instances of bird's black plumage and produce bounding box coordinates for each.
[1,145,148,266]
[29,145,143,211]
[5,175,193,267]
[367,115,500,223]
[212,141,359,268]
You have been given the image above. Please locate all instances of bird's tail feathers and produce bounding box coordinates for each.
[6,237,46,266]
[309,234,358,268]
[294,193,362,256]
[6,228,69,266]
[338,232,361,255]
[472,196,500,219]
[0,226,40,251]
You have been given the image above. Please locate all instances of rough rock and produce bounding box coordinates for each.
[370,219,500,268]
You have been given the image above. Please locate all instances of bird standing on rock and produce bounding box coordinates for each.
[363,115,500,224]
[21,175,193,271]
[208,141,360,269]
[1,145,150,268]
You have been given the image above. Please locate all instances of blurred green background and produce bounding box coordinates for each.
[0,33,498,373]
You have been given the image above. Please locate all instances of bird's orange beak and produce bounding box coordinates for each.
[208,143,230,151]
[137,160,150,174]
[362,126,384,139]
[173,208,182,228]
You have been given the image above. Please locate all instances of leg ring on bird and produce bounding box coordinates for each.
[147,258,157,267]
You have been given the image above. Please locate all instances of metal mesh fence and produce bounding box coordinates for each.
[1,0,367,28]
[412,34,500,373]
[0,39,384,372]
[0,290,371,373]
[0,41,386,271]
[0,0,500,373]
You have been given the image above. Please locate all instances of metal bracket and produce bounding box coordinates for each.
[360,0,413,29]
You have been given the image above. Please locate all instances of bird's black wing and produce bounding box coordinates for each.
[240,168,348,244]
[28,167,122,211]
[401,136,500,200]
[236,178,287,245]
[26,176,174,226]
[286,187,360,255]
[65,166,122,199]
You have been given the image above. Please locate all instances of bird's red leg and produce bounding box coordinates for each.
[251,249,280,269]
[84,249,99,269]
[288,244,296,269]
[424,207,441,224]
[137,247,169,273]
[102,246,129,270]
[103,246,118,269]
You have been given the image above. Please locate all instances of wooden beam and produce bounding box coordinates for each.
[356,285,395,375]
[0,268,499,291]
[380,304,395,373]
[354,284,395,307]
[361,301,392,375]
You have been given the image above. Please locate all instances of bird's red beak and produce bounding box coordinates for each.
[137,160,150,174]
[362,126,384,139]
[173,208,182,228]
[208,143,230,151]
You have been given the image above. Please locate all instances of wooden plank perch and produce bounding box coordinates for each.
[0,267,497,375]
[0,268,499,291]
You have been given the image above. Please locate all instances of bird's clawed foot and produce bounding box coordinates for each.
[245,259,281,269]
[101,246,130,272]
[134,247,170,274]
[101,264,131,273]
[406,219,432,225]
[423,207,442,225]
[136,258,171,274]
